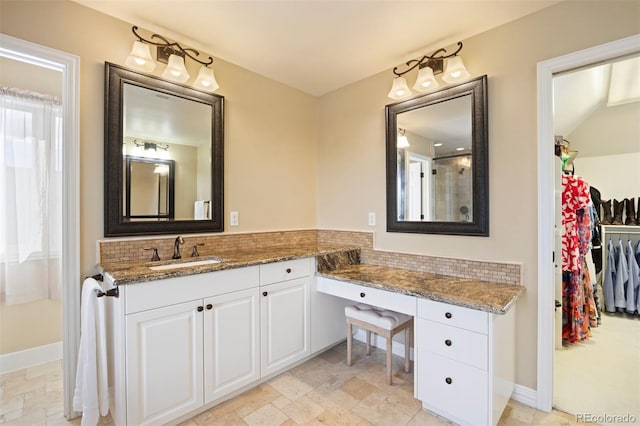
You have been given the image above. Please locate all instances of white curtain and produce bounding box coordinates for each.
[0,87,62,305]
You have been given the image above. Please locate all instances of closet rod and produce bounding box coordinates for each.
[604,230,640,235]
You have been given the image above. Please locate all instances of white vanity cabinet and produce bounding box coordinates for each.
[107,266,261,426]
[415,298,516,426]
[259,258,311,377]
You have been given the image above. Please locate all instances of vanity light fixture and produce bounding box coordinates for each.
[125,26,219,91]
[397,128,410,148]
[133,139,169,152]
[388,42,469,100]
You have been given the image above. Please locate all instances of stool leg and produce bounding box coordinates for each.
[347,321,353,367]
[404,325,410,373]
[386,334,392,385]
[366,330,371,355]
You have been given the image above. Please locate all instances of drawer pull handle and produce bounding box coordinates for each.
[360,292,366,298]
[445,377,452,385]
[206,304,213,310]
[197,306,204,312]
[445,339,452,347]
[286,268,292,273]
[263,291,268,297]
[445,312,452,319]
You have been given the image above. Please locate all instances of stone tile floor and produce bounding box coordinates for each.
[1,341,588,425]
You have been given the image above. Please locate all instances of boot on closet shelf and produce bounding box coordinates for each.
[636,197,640,226]
[601,199,613,224]
[625,198,636,225]
[612,199,625,225]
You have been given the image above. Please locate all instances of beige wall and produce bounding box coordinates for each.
[0,0,318,276]
[2,0,638,390]
[317,1,639,389]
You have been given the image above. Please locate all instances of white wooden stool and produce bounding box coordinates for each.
[344,303,413,385]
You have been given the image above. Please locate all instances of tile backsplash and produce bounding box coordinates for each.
[99,229,520,285]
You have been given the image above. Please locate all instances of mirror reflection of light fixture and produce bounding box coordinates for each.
[132,139,171,160]
[388,42,469,100]
[133,139,169,152]
[397,128,410,148]
[153,164,170,175]
[125,26,219,92]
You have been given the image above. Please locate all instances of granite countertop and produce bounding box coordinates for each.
[317,264,524,314]
[101,243,360,285]
[102,243,523,314]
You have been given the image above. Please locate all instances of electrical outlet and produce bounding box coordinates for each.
[230,211,239,226]
[368,212,376,226]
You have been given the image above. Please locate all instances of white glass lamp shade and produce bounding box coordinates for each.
[125,41,156,72]
[387,77,413,100]
[442,56,470,84]
[194,67,219,92]
[413,66,440,92]
[397,134,410,148]
[162,54,190,83]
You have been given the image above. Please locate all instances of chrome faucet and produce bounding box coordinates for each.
[172,236,185,259]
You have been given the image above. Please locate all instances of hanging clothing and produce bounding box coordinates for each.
[626,240,639,314]
[636,241,640,313]
[602,239,616,313]
[614,239,628,311]
[561,174,596,342]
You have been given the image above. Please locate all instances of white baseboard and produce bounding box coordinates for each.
[512,384,538,408]
[353,329,414,360]
[0,342,62,374]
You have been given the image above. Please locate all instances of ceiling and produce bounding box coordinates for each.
[74,0,558,96]
[553,54,640,157]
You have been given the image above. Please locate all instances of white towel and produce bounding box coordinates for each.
[73,278,109,425]
[194,200,206,219]
[194,200,211,220]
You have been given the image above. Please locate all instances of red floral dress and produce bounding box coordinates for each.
[561,174,596,342]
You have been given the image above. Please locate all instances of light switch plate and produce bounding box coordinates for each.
[368,212,376,226]
[230,211,239,226]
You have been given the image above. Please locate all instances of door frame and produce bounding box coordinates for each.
[0,34,81,418]
[536,33,640,412]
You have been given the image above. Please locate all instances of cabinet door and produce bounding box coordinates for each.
[126,300,203,426]
[204,288,260,403]
[261,277,310,377]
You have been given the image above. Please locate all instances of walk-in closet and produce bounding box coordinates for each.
[552,53,640,424]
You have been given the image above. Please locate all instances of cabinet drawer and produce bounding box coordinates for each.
[316,277,415,316]
[417,298,488,334]
[417,351,488,426]
[126,266,259,314]
[260,258,311,285]
[417,318,487,370]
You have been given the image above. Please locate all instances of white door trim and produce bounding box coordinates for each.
[536,33,640,412]
[0,34,81,419]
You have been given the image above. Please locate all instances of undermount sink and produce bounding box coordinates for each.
[149,258,224,271]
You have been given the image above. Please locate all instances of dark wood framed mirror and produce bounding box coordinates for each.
[104,62,224,236]
[124,156,175,221]
[385,75,488,236]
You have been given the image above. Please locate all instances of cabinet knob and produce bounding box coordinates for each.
[360,292,365,298]
[445,377,452,385]
[206,304,213,310]
[286,268,292,273]
[445,339,452,347]
[263,291,268,297]
[445,312,452,319]
[197,306,204,312]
